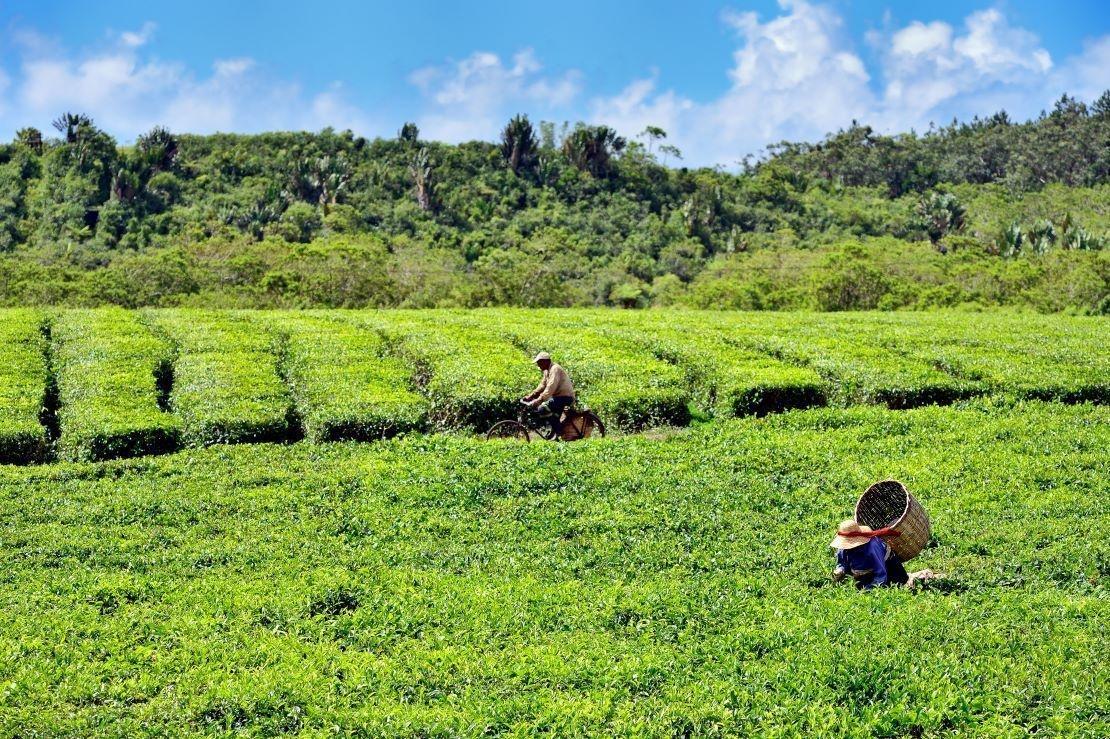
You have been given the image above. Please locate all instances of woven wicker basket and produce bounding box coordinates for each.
[854,479,930,561]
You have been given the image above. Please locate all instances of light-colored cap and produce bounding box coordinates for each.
[532,351,551,364]
[830,518,873,550]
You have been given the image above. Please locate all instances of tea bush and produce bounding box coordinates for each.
[492,312,693,430]
[347,312,533,430]
[877,312,1110,403]
[52,309,180,461]
[258,313,428,441]
[590,316,827,416]
[0,309,48,464]
[144,310,293,445]
[0,401,1105,735]
[1,309,1105,462]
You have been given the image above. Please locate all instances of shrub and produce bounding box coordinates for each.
[349,312,533,431]
[500,313,693,430]
[0,309,48,463]
[53,308,180,461]
[263,313,428,442]
[145,310,293,445]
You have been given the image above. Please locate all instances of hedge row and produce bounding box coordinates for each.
[880,313,1109,404]
[145,310,293,446]
[347,312,533,431]
[603,321,827,417]
[52,309,180,462]
[705,315,981,409]
[261,313,428,442]
[496,313,693,430]
[0,309,48,464]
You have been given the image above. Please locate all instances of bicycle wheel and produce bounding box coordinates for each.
[581,411,606,438]
[486,420,531,442]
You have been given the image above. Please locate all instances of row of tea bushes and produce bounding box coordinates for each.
[259,313,428,442]
[562,309,828,417]
[143,310,293,446]
[872,312,1110,403]
[702,313,981,408]
[0,309,48,464]
[490,313,693,430]
[52,309,179,461]
[346,312,533,431]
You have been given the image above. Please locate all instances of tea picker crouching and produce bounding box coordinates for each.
[831,518,940,590]
[831,519,909,590]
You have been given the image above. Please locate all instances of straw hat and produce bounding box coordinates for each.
[830,518,873,550]
[532,351,551,364]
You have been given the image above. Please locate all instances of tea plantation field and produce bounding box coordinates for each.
[0,308,1106,462]
[0,309,1107,736]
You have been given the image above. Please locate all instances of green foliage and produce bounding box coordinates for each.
[916,191,966,250]
[0,309,48,463]
[496,312,693,430]
[0,101,1106,310]
[267,313,427,441]
[500,114,539,177]
[811,244,893,310]
[145,310,292,445]
[351,312,533,430]
[5,308,1106,462]
[52,309,180,461]
[729,315,982,408]
[597,315,827,416]
[562,125,626,178]
[0,401,1106,734]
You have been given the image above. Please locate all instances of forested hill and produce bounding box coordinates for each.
[1,93,1108,312]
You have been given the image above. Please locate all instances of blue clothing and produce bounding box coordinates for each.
[836,538,906,590]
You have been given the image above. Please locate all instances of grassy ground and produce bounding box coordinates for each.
[0,400,1106,736]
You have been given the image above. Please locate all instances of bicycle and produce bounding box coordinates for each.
[486,401,606,442]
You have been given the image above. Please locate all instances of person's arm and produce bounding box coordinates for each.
[833,549,848,582]
[533,367,563,405]
[859,542,888,590]
[523,374,546,402]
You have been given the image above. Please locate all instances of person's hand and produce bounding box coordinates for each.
[832,568,846,584]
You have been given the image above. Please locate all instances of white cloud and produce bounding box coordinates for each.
[953,10,1051,75]
[593,0,876,166]
[588,1,1108,166]
[119,22,157,49]
[408,48,581,141]
[2,24,377,141]
[1048,36,1110,103]
[1,8,1105,167]
[891,21,951,58]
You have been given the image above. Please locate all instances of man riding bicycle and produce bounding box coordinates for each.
[521,352,575,439]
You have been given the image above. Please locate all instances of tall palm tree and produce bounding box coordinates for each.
[398,122,420,145]
[136,127,180,174]
[500,114,538,176]
[562,125,626,178]
[409,147,437,212]
[52,112,93,144]
[16,128,43,154]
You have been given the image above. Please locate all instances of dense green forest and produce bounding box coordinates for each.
[1,93,1108,312]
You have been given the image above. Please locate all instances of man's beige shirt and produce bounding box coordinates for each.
[532,363,575,402]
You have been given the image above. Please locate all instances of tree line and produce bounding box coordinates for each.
[0,92,1106,311]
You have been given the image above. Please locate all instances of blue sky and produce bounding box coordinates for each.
[2,0,1107,165]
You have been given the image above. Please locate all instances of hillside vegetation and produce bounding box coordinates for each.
[0,308,1105,464]
[1,95,1108,311]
